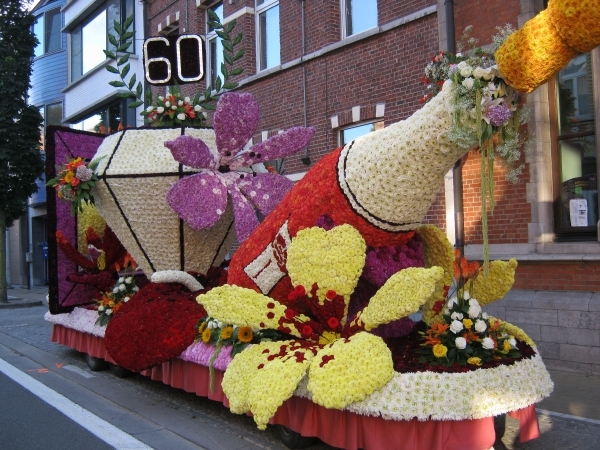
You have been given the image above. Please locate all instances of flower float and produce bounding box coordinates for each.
[495,0,600,93]
[198,224,445,429]
[164,92,315,242]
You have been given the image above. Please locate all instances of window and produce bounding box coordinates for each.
[71,101,123,134]
[39,102,63,150]
[70,0,134,82]
[552,53,597,238]
[256,0,280,71]
[206,2,224,89]
[340,122,381,146]
[33,7,62,58]
[341,0,377,38]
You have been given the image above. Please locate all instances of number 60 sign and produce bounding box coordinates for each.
[143,34,204,85]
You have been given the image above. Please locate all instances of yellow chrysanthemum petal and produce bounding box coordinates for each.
[418,225,454,324]
[247,346,314,429]
[547,0,600,53]
[221,341,287,415]
[77,203,106,254]
[356,267,444,331]
[308,332,393,410]
[495,8,577,93]
[197,285,310,338]
[287,225,366,323]
[471,259,518,306]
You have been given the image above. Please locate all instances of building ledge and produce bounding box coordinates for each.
[465,242,600,262]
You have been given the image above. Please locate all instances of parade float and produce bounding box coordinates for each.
[44,1,600,448]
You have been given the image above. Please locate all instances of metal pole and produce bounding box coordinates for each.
[445,0,464,258]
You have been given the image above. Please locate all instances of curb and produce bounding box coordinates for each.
[0,299,44,309]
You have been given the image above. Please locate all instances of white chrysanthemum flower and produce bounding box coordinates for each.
[194,104,201,112]
[455,337,467,349]
[106,309,113,315]
[451,311,463,321]
[124,297,130,303]
[146,106,154,112]
[157,106,165,114]
[482,337,495,349]
[474,319,487,332]
[165,101,171,107]
[178,100,183,106]
[450,320,464,334]
[118,284,126,291]
[98,305,104,312]
[177,113,186,121]
[112,287,119,294]
[463,291,471,300]
[184,96,190,103]
[468,303,482,318]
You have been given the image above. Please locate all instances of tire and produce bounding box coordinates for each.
[275,425,317,449]
[108,363,134,378]
[84,353,109,371]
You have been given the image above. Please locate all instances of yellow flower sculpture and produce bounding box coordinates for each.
[417,225,454,324]
[77,203,106,255]
[471,259,518,306]
[197,224,443,429]
[495,0,600,93]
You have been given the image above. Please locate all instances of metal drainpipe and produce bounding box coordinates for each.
[445,0,464,258]
[300,0,310,165]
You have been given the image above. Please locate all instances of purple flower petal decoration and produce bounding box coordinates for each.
[164,92,315,243]
[166,172,228,230]
[227,183,260,243]
[165,135,218,169]
[236,173,294,216]
[229,127,315,170]
[213,92,260,164]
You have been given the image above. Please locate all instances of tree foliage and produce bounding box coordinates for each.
[0,0,44,227]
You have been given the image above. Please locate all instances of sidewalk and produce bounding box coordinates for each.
[6,285,600,440]
[0,285,47,309]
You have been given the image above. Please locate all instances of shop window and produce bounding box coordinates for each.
[33,7,62,58]
[341,0,377,38]
[339,121,382,146]
[206,2,224,89]
[70,0,134,82]
[552,52,597,238]
[256,0,280,71]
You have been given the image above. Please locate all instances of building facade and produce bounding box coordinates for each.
[61,0,146,131]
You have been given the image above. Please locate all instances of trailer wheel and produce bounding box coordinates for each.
[85,354,109,371]
[275,425,317,449]
[108,363,134,378]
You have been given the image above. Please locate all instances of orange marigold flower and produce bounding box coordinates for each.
[238,326,253,343]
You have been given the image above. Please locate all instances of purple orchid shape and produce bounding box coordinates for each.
[165,92,315,243]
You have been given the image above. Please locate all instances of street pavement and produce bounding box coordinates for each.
[1,285,600,449]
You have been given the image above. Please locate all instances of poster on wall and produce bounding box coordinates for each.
[569,198,588,227]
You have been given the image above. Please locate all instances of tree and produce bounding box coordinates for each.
[0,0,44,303]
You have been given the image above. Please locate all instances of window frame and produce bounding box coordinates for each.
[33,7,63,58]
[206,1,224,90]
[340,0,378,39]
[338,120,383,147]
[550,50,599,240]
[69,0,134,83]
[255,0,280,72]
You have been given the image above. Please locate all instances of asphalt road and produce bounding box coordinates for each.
[1,303,600,449]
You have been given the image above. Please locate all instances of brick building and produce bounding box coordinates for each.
[139,0,600,373]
